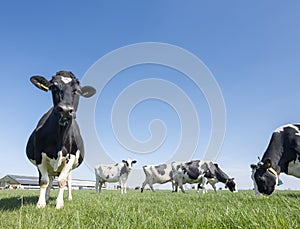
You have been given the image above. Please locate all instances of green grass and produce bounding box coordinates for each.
[1,189,300,228]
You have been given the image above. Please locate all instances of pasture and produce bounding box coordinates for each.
[0,189,299,228]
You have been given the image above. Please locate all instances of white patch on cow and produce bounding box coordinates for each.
[61,76,72,84]
[275,124,300,135]
[288,158,300,178]
[250,167,260,195]
[52,151,63,171]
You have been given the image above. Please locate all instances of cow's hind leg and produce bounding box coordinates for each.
[177,180,185,193]
[67,172,72,201]
[141,180,147,193]
[95,175,100,193]
[46,176,53,201]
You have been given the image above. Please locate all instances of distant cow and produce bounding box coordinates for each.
[251,124,300,196]
[172,160,237,193]
[141,164,176,192]
[95,159,137,194]
[26,71,96,209]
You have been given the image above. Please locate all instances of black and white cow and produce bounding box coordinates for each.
[95,159,137,194]
[251,124,300,196]
[141,164,176,192]
[26,71,96,208]
[172,160,237,193]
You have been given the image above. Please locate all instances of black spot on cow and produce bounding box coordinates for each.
[120,165,127,176]
[155,164,167,176]
[183,166,200,180]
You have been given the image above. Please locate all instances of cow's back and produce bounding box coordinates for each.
[150,164,173,183]
[96,164,121,182]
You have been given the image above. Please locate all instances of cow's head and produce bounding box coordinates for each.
[250,159,278,196]
[30,71,96,126]
[122,159,137,171]
[225,178,237,192]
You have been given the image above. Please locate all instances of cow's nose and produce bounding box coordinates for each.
[58,104,74,117]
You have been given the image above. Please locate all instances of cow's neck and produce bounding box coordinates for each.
[48,109,73,149]
[261,134,288,174]
[214,167,229,184]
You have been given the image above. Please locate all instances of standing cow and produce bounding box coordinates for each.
[251,124,300,196]
[172,160,237,193]
[141,163,176,192]
[95,159,137,194]
[26,71,96,209]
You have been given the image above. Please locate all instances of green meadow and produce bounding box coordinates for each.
[0,189,299,228]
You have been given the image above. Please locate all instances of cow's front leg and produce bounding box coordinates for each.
[175,177,185,193]
[56,154,77,209]
[119,180,124,194]
[119,179,126,194]
[201,177,208,194]
[37,162,49,208]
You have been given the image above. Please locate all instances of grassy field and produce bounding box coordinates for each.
[0,189,300,228]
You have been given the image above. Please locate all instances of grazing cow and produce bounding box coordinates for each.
[172,160,237,193]
[95,159,137,194]
[26,71,96,209]
[251,124,300,196]
[141,164,176,192]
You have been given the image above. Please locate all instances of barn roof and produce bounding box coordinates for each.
[1,174,40,186]
[0,174,95,187]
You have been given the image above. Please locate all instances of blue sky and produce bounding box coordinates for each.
[1,1,300,190]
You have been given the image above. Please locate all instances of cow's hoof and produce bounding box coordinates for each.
[36,202,46,209]
[56,202,64,209]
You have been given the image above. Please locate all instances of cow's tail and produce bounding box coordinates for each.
[142,165,150,175]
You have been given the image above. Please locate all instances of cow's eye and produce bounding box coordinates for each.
[73,89,79,95]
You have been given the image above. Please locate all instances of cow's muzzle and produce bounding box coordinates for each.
[57,104,74,126]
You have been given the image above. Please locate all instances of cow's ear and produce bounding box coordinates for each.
[265,159,272,168]
[132,160,137,164]
[250,164,258,169]
[30,76,51,92]
[80,86,96,98]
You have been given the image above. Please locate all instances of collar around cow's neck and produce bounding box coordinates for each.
[258,160,278,178]
[268,167,278,179]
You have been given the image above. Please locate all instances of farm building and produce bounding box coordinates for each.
[0,174,95,190]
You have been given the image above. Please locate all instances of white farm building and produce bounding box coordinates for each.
[0,174,95,190]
